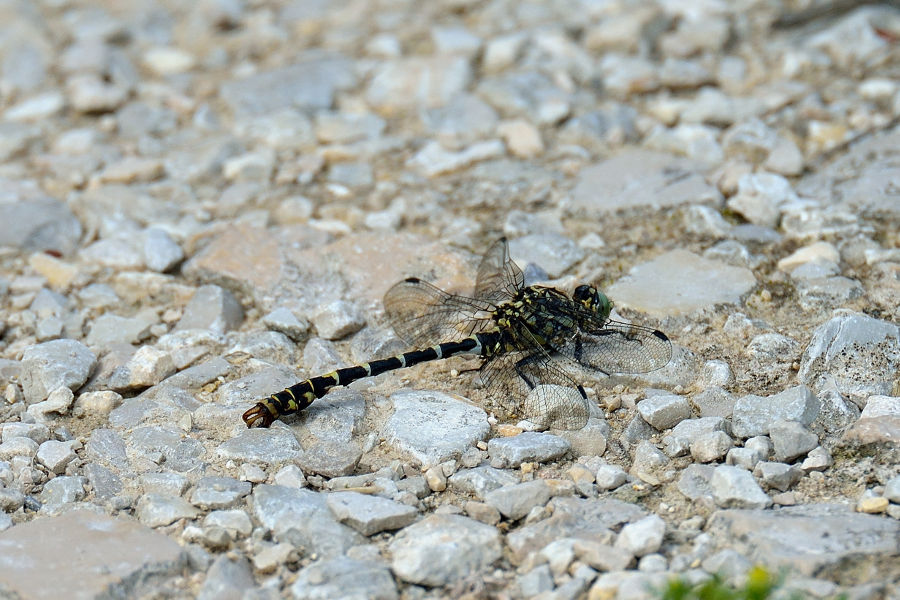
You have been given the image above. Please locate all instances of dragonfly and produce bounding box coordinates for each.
[243,238,672,430]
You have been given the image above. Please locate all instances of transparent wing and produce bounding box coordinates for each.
[383,278,495,347]
[480,350,590,430]
[556,320,672,374]
[473,237,524,304]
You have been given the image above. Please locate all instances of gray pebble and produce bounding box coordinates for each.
[197,556,255,600]
[86,428,129,471]
[507,233,585,279]
[732,386,820,438]
[291,557,398,600]
[302,337,346,374]
[26,386,75,422]
[0,437,39,461]
[262,307,309,342]
[710,465,772,509]
[20,339,96,404]
[484,479,551,521]
[884,475,900,503]
[41,475,86,506]
[797,312,900,402]
[216,427,303,465]
[83,463,123,500]
[517,564,554,597]
[0,488,25,512]
[488,432,570,469]
[190,476,252,510]
[176,285,244,334]
[311,300,365,340]
[606,249,754,317]
[448,466,519,500]
[0,198,82,256]
[630,440,669,480]
[594,464,628,491]
[136,493,200,528]
[142,228,184,273]
[800,446,833,472]
[384,390,489,467]
[36,440,78,474]
[769,420,818,463]
[85,314,154,347]
[389,514,501,587]
[754,462,803,492]
[701,548,752,580]
[690,430,734,463]
[325,491,418,536]
[615,514,666,557]
[203,510,253,537]
[725,447,765,470]
[1,423,50,444]
[662,416,728,457]
[221,57,356,118]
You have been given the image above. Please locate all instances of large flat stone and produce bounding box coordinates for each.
[607,250,756,317]
[0,509,184,599]
[706,504,900,576]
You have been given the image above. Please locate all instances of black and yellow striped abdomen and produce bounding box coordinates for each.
[242,331,502,428]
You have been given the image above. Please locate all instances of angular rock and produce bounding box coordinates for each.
[220,55,356,117]
[488,432,570,469]
[662,417,728,457]
[677,464,716,503]
[325,491,418,536]
[614,514,665,557]
[768,420,818,463]
[250,485,363,556]
[389,514,501,587]
[216,428,303,465]
[42,475,87,505]
[448,466,519,500]
[484,480,551,521]
[731,386,820,438]
[20,339,96,404]
[36,440,78,474]
[136,493,201,527]
[190,477,252,510]
[690,431,734,463]
[507,234,585,279]
[291,557,398,600]
[197,556,255,600]
[384,390,489,466]
[637,394,692,430]
[176,285,244,334]
[710,465,772,509]
[754,462,803,492]
[310,300,365,340]
[798,312,900,402]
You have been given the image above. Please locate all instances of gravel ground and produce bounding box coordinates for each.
[0,1,899,599]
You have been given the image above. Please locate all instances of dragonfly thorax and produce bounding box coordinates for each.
[492,286,578,348]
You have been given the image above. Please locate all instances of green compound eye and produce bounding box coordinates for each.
[573,285,613,320]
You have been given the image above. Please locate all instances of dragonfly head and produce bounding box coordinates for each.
[573,285,612,320]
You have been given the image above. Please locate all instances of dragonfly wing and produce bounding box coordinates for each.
[473,237,524,303]
[558,320,673,374]
[383,278,494,347]
[480,349,590,430]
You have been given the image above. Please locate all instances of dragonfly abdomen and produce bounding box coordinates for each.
[242,331,501,427]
